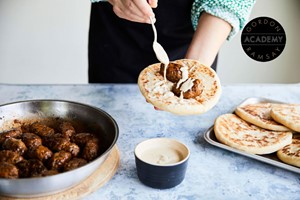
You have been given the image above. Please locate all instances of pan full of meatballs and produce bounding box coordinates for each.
[0,100,119,198]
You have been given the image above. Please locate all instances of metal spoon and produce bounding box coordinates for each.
[150,17,169,66]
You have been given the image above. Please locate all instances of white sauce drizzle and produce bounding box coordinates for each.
[179,91,184,101]
[159,61,197,101]
[179,78,195,101]
[189,64,197,73]
[180,78,195,92]
[163,61,169,82]
[176,65,189,89]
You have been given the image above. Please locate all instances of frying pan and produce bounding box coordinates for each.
[0,100,119,198]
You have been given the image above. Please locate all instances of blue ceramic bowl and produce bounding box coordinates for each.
[134,138,190,189]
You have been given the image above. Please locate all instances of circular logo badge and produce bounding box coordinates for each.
[241,16,286,62]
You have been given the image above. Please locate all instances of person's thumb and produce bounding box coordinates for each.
[148,0,158,8]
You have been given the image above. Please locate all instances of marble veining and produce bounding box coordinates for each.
[0,83,300,200]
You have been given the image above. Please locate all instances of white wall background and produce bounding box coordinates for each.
[0,0,90,84]
[0,0,299,84]
[218,0,300,84]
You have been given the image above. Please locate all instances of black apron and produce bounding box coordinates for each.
[88,0,217,83]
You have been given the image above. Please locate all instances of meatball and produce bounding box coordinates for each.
[48,133,71,141]
[0,150,23,164]
[49,151,72,171]
[160,63,183,83]
[172,79,203,99]
[16,160,31,178]
[20,123,31,133]
[43,136,69,151]
[22,132,42,150]
[27,145,53,162]
[0,162,19,178]
[82,140,99,161]
[28,159,48,177]
[72,133,98,147]
[59,122,76,139]
[41,169,59,177]
[2,138,27,155]
[63,142,80,157]
[43,135,79,156]
[64,158,87,171]
[30,123,55,137]
[17,159,48,178]
[0,128,22,145]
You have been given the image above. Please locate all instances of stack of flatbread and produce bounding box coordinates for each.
[214,102,300,168]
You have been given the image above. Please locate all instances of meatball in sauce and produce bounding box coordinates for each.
[160,62,203,99]
[0,120,103,179]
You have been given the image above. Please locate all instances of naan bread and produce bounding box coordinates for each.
[214,114,293,155]
[235,103,290,131]
[270,104,300,132]
[137,59,221,115]
[277,139,300,167]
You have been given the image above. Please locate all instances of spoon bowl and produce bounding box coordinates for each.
[150,17,169,65]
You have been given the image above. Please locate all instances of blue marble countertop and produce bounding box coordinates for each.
[0,83,299,200]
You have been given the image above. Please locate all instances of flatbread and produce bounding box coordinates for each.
[235,103,290,131]
[270,104,300,132]
[137,59,221,115]
[277,139,300,167]
[214,113,293,155]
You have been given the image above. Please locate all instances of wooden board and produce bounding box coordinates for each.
[1,145,120,200]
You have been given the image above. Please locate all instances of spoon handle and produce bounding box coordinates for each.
[150,17,157,42]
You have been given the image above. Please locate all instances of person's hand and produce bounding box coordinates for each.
[154,106,162,111]
[145,100,163,111]
[107,0,158,23]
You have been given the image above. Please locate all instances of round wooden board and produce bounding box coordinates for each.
[1,145,120,200]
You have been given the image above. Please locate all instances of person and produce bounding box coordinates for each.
[88,0,255,83]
